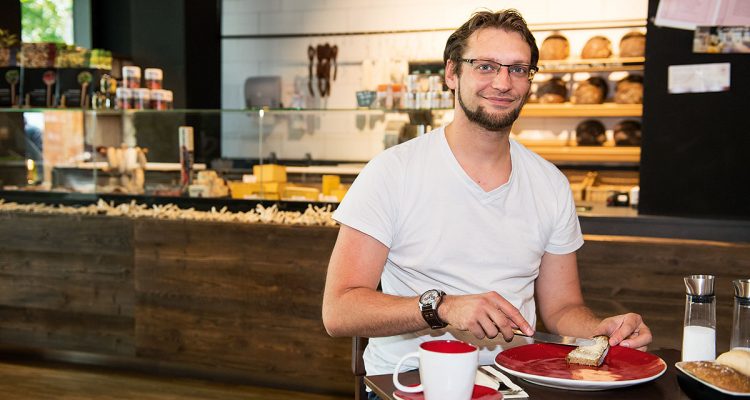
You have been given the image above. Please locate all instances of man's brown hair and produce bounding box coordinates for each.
[443,9,539,77]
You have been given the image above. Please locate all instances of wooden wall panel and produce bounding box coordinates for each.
[578,235,750,352]
[133,219,350,394]
[0,212,135,355]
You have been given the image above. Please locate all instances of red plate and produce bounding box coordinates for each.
[495,343,666,391]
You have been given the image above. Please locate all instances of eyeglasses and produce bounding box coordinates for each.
[461,59,538,81]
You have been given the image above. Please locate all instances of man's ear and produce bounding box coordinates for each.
[444,60,458,90]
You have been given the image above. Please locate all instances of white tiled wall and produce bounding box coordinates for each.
[221,0,648,160]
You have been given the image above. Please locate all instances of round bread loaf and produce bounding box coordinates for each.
[613,120,641,146]
[581,36,612,59]
[536,78,568,103]
[682,361,750,393]
[576,119,606,146]
[572,77,609,104]
[540,33,570,60]
[619,31,646,57]
[615,74,644,104]
[717,350,750,377]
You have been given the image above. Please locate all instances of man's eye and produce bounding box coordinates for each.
[476,63,497,73]
[509,65,529,74]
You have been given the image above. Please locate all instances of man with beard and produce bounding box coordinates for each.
[322,9,651,380]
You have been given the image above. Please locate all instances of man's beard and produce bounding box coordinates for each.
[457,83,526,132]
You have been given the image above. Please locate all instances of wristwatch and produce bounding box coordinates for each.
[419,289,447,329]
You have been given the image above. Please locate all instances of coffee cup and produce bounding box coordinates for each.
[392,340,479,400]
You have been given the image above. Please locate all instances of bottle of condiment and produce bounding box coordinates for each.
[144,68,163,90]
[116,87,133,110]
[178,126,194,192]
[122,66,141,89]
[682,274,716,361]
[132,88,151,110]
[730,279,750,351]
[151,89,173,110]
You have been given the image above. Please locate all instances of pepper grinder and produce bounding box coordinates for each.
[682,274,716,361]
[730,279,750,351]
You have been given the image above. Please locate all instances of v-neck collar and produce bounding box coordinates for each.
[438,128,514,203]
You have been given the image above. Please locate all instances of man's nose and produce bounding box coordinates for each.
[491,67,513,91]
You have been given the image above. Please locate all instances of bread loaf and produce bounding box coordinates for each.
[581,36,612,59]
[613,120,641,146]
[615,75,644,104]
[536,78,567,104]
[717,349,750,377]
[540,33,569,60]
[619,31,646,58]
[566,335,610,367]
[682,360,750,393]
[572,77,609,104]
[575,120,606,146]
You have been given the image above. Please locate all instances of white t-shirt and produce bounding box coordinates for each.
[333,126,584,375]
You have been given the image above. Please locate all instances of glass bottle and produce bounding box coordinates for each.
[682,274,716,361]
[730,278,750,351]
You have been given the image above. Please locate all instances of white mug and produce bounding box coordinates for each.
[392,340,479,400]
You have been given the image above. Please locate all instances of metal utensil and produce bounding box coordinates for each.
[477,367,522,396]
[512,328,596,346]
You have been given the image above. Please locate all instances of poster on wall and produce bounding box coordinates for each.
[655,0,750,30]
[693,26,750,53]
[667,62,731,94]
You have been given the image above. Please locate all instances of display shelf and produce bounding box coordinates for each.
[520,103,641,117]
[538,56,644,74]
[521,144,640,164]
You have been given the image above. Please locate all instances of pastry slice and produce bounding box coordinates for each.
[566,335,610,367]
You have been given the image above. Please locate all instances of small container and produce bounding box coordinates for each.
[440,91,454,109]
[178,126,194,190]
[151,89,173,110]
[144,68,163,90]
[122,66,141,89]
[132,88,151,110]
[116,87,133,110]
[730,279,750,351]
[682,274,716,361]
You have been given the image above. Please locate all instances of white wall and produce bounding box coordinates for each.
[221,0,648,160]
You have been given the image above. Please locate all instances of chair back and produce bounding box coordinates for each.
[353,336,369,400]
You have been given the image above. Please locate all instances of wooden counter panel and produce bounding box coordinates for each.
[0,213,135,355]
[577,236,750,352]
[133,219,349,394]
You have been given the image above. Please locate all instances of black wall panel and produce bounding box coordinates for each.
[640,0,750,219]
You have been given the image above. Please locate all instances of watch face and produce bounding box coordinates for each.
[420,290,439,305]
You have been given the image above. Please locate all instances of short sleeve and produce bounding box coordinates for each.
[544,181,584,254]
[332,151,403,248]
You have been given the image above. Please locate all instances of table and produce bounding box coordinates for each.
[365,349,692,400]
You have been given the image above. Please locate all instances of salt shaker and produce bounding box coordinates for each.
[730,279,750,351]
[682,274,716,361]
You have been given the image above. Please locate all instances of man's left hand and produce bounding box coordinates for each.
[594,313,652,351]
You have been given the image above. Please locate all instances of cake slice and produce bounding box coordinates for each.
[566,335,610,367]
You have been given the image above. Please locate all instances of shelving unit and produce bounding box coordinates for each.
[521,103,642,117]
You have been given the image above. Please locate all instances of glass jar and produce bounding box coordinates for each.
[151,89,173,110]
[122,66,141,89]
[731,278,750,351]
[116,87,133,110]
[144,68,163,90]
[132,88,150,110]
[682,274,716,361]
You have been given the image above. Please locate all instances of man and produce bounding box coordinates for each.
[322,9,652,377]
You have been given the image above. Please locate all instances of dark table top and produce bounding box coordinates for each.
[365,348,693,400]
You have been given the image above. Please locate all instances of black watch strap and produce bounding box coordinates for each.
[420,289,447,329]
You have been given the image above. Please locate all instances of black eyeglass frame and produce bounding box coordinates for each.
[460,58,539,81]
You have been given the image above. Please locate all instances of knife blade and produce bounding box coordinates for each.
[512,329,596,347]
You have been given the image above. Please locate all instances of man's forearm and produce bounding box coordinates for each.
[547,304,601,337]
[322,287,429,337]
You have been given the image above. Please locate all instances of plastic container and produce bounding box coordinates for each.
[151,89,173,110]
[122,66,141,89]
[132,88,151,110]
[116,87,133,110]
[144,68,163,90]
[730,278,750,351]
[682,275,716,361]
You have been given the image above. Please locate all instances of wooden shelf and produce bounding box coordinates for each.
[520,103,642,117]
[519,144,640,163]
[538,57,644,74]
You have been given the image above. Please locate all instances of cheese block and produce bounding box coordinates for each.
[283,185,320,201]
[566,335,610,367]
[253,164,287,183]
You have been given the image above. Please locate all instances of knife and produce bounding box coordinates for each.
[512,329,596,346]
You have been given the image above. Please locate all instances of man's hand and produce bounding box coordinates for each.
[594,313,652,351]
[438,292,533,341]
